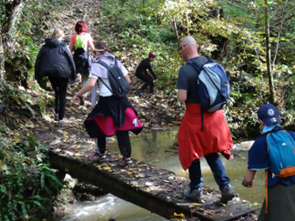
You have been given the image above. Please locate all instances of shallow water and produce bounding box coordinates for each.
[62,130,264,221]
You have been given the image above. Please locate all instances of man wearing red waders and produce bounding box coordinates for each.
[177,36,234,203]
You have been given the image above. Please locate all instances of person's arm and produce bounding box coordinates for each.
[242,170,256,188]
[64,45,76,80]
[147,60,157,80]
[73,77,97,102]
[176,67,189,103]
[35,46,45,81]
[69,43,74,53]
[177,89,187,104]
[124,75,131,85]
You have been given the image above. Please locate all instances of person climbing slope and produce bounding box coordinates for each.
[135,51,158,96]
[70,21,94,105]
[35,29,76,127]
[73,42,143,166]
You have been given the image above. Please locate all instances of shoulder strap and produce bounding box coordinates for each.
[96,61,113,93]
[96,60,111,70]
[98,77,113,93]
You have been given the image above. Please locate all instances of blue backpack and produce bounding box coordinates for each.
[187,56,230,112]
[266,130,295,178]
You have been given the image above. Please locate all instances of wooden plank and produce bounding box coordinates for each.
[48,150,259,221]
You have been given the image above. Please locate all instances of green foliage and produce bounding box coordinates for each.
[98,0,183,85]
[0,135,63,220]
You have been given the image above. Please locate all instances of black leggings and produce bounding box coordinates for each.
[96,131,131,158]
[136,73,154,91]
[48,77,68,120]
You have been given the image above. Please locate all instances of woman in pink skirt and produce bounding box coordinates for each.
[73,42,143,165]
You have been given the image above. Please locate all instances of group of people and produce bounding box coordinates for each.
[177,36,295,221]
[34,19,294,220]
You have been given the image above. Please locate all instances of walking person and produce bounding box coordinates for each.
[73,42,143,165]
[70,21,94,105]
[176,36,234,203]
[35,29,76,127]
[135,51,158,96]
[242,104,295,221]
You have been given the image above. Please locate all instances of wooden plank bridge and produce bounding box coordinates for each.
[37,130,259,221]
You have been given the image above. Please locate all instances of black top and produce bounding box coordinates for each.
[35,38,76,80]
[176,56,208,104]
[135,58,157,80]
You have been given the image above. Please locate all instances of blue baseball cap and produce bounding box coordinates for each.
[257,104,281,126]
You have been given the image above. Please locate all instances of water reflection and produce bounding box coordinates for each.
[62,130,264,220]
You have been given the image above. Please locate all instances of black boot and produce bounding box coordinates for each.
[149,87,155,93]
[137,89,144,96]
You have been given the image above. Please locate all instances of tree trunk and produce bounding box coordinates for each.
[0,35,4,79]
[1,0,23,79]
[265,0,275,104]
[2,1,23,34]
[173,18,181,49]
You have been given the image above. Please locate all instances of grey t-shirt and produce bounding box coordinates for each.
[176,56,208,104]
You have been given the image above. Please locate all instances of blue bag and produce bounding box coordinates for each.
[266,130,295,178]
[187,56,230,112]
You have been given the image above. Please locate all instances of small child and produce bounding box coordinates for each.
[135,51,158,96]
[242,103,295,221]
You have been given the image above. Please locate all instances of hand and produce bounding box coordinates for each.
[155,79,158,83]
[242,179,254,188]
[72,94,80,103]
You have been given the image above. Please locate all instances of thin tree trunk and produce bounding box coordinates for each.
[265,0,275,104]
[186,13,189,35]
[1,0,23,79]
[2,1,23,34]
[0,35,4,79]
[173,18,180,49]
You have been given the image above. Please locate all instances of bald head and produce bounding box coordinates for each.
[180,36,199,62]
[181,36,197,46]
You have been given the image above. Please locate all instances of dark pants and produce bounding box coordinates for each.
[96,131,131,158]
[136,73,154,91]
[48,77,68,120]
[189,153,230,190]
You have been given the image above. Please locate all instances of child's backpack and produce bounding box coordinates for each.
[96,60,130,98]
[266,130,295,178]
[187,56,230,112]
[264,129,295,214]
[74,33,88,52]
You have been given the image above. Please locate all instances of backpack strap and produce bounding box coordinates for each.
[186,56,213,132]
[96,60,111,70]
[98,77,113,94]
[265,170,269,214]
[96,61,113,93]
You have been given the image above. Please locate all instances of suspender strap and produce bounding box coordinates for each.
[201,107,204,132]
[265,170,268,214]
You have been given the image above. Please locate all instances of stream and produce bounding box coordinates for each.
[61,130,264,221]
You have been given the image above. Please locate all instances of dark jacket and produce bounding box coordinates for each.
[135,58,157,80]
[35,38,76,80]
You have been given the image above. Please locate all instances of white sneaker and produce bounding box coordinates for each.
[58,120,64,127]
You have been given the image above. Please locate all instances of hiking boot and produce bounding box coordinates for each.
[79,96,85,105]
[137,89,144,97]
[58,119,65,127]
[119,157,133,166]
[149,87,155,93]
[183,188,203,201]
[90,153,107,161]
[54,113,59,121]
[220,184,235,203]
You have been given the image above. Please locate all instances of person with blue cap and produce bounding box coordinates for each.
[242,103,295,221]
